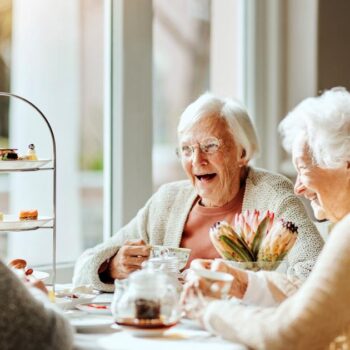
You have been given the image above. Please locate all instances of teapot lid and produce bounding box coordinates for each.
[129,262,168,290]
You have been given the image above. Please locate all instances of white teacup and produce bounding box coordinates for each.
[150,246,191,270]
[191,268,234,299]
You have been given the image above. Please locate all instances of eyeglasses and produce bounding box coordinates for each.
[176,137,222,159]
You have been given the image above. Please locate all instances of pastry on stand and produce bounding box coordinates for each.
[26,144,38,160]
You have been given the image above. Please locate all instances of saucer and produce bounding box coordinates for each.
[75,303,112,315]
[116,318,178,337]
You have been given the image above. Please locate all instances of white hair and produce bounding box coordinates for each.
[177,92,260,161]
[279,87,350,168]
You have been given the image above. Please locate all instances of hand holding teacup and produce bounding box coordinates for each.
[181,264,234,322]
[186,266,234,299]
[109,239,151,280]
[189,258,249,299]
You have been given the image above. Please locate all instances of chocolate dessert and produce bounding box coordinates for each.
[0,149,18,160]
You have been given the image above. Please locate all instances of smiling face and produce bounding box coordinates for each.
[292,136,350,222]
[178,115,246,207]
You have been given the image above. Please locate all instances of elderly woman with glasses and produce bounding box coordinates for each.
[183,88,350,350]
[73,93,323,294]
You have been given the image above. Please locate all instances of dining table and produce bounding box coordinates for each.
[56,285,247,350]
[74,321,247,350]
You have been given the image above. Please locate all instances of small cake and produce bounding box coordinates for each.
[0,148,18,160]
[26,144,38,161]
[8,259,33,277]
[9,258,27,269]
[19,209,38,220]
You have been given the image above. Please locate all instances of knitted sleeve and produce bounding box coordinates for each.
[203,214,350,350]
[243,270,302,305]
[73,194,153,292]
[0,261,73,350]
[73,181,194,292]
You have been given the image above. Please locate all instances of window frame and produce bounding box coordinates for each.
[105,0,153,239]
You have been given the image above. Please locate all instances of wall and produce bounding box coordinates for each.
[317,0,350,91]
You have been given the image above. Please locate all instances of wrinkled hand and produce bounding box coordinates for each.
[109,239,150,280]
[190,258,213,271]
[190,259,249,299]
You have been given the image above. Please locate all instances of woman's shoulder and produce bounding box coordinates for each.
[244,167,298,211]
[156,179,194,194]
[247,167,294,193]
[151,180,195,203]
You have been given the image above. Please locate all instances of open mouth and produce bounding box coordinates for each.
[195,173,217,181]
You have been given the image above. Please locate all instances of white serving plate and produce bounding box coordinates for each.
[116,322,178,337]
[13,269,50,281]
[32,270,50,281]
[75,302,112,315]
[55,293,97,309]
[0,216,53,231]
[54,285,99,309]
[0,159,51,170]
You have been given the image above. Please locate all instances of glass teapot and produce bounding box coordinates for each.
[112,261,181,328]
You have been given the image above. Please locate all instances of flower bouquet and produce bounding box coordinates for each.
[209,210,298,271]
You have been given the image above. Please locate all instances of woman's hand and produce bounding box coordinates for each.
[108,239,150,280]
[190,259,249,299]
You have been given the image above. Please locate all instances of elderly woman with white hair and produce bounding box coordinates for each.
[73,92,323,295]
[184,87,350,350]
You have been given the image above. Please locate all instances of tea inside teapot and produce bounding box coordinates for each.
[112,260,181,328]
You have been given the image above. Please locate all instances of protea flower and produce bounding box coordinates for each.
[233,210,274,256]
[209,211,298,269]
[209,221,254,262]
[258,220,298,264]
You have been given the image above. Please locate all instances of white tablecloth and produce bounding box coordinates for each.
[56,288,246,350]
[74,321,247,350]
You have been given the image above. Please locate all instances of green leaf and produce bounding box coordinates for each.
[220,235,254,262]
[251,216,269,258]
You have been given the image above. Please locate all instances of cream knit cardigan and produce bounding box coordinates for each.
[203,214,350,350]
[73,167,324,292]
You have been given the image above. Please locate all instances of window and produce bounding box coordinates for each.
[0,0,104,266]
[152,0,211,189]
[1,0,245,270]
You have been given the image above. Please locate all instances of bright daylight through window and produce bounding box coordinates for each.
[0,0,104,267]
[152,0,210,189]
